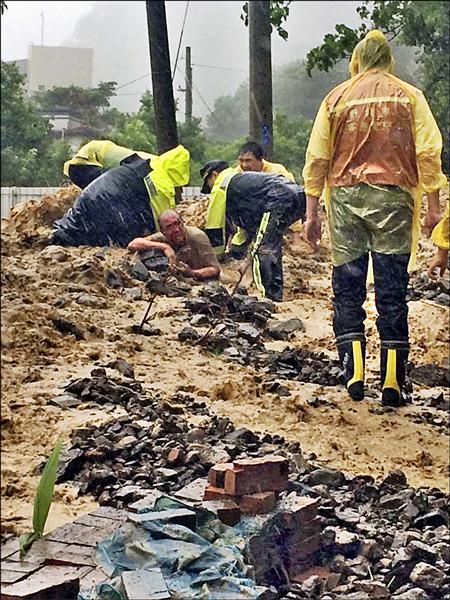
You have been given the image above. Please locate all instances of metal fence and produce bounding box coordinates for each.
[0,186,203,219]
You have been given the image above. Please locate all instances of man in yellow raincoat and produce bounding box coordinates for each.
[302,30,447,406]
[64,140,158,189]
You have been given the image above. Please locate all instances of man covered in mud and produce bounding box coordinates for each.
[303,30,447,406]
[51,145,190,248]
[128,210,220,281]
[201,160,306,301]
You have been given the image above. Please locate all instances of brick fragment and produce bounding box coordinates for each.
[203,484,239,502]
[201,500,241,526]
[240,492,276,515]
[207,463,233,488]
[224,468,288,496]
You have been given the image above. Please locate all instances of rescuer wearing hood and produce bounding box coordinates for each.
[201,160,306,302]
[64,140,158,189]
[302,30,447,406]
[52,145,190,247]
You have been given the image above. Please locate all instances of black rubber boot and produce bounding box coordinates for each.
[380,346,408,407]
[337,339,366,401]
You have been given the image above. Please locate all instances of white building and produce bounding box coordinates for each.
[8,44,93,95]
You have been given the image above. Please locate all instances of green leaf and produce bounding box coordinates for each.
[19,531,40,558]
[32,439,63,536]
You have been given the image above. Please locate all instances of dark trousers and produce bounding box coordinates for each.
[68,164,107,189]
[332,252,410,348]
[252,209,286,301]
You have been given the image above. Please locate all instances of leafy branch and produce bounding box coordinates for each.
[241,1,292,40]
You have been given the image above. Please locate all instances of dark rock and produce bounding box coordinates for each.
[379,492,409,510]
[407,540,438,563]
[224,428,258,445]
[414,510,449,529]
[382,470,408,488]
[130,259,150,281]
[266,318,305,340]
[123,287,143,301]
[409,364,450,388]
[49,394,82,409]
[107,358,135,379]
[409,562,445,592]
[303,469,345,488]
[51,318,85,340]
[129,324,161,336]
[75,294,107,309]
[355,580,390,598]
[393,589,430,600]
[178,327,201,342]
[190,314,209,327]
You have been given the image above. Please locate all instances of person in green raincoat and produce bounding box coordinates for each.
[302,30,447,406]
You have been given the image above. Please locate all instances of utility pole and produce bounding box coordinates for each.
[145,1,179,154]
[249,0,273,159]
[185,46,193,125]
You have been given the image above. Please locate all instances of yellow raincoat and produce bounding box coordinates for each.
[303,29,447,269]
[205,166,240,254]
[63,140,157,176]
[431,203,449,250]
[147,144,191,215]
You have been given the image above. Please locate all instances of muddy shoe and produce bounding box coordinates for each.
[381,387,405,407]
[348,381,364,401]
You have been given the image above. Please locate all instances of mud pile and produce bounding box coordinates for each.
[1,190,449,543]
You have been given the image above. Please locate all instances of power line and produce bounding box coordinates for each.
[172,0,190,81]
[192,63,248,74]
[116,73,151,90]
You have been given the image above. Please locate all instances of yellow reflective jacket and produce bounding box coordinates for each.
[237,159,295,182]
[431,203,449,250]
[303,29,447,268]
[63,140,157,176]
[205,167,240,254]
[145,145,191,218]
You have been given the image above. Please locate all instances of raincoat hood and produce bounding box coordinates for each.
[152,144,190,187]
[349,29,394,78]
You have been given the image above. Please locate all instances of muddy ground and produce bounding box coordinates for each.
[1,188,449,536]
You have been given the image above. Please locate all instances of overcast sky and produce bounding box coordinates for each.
[1,1,361,119]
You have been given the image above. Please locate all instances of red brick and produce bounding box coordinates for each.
[224,467,288,496]
[201,500,241,526]
[233,455,288,473]
[207,463,233,488]
[203,484,239,502]
[239,492,277,515]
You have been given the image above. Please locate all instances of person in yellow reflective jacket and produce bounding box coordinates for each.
[230,141,298,257]
[302,30,447,407]
[202,160,306,301]
[64,140,158,189]
[52,145,190,247]
[428,203,449,279]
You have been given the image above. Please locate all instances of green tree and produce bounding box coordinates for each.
[305,0,449,170]
[1,61,71,186]
[34,81,117,130]
[241,1,292,40]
